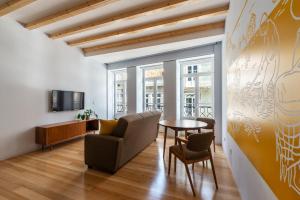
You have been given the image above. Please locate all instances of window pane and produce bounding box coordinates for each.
[156,78,164,112]
[113,70,127,118]
[183,77,196,118]
[115,71,127,81]
[197,61,212,73]
[143,66,164,113]
[198,75,213,118]
[145,80,155,111]
[193,65,197,73]
[116,82,126,112]
[180,56,214,119]
[144,68,163,78]
[183,57,213,74]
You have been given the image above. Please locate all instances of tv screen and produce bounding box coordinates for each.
[51,90,84,111]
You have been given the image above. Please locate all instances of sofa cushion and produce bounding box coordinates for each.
[100,119,118,135]
[111,118,128,137]
[111,112,157,138]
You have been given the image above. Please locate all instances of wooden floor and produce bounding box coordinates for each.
[0,134,240,200]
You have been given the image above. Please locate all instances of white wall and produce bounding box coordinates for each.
[127,66,137,114]
[163,60,180,120]
[223,134,277,200]
[213,43,222,145]
[0,17,107,160]
[107,70,114,119]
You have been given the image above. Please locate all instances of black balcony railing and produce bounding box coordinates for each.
[183,104,213,118]
[145,103,164,112]
[116,104,127,113]
[199,105,213,118]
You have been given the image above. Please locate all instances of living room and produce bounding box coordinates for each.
[0,0,299,199]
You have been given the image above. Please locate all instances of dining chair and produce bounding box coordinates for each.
[168,132,218,196]
[185,117,216,152]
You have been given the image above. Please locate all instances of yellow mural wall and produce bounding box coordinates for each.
[227,0,300,199]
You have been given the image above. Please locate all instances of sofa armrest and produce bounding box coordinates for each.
[84,134,123,173]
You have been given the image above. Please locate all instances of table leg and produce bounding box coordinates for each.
[174,130,178,172]
[174,129,178,145]
[163,126,167,158]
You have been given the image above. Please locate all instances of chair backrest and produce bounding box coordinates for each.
[186,132,214,152]
[196,117,215,130]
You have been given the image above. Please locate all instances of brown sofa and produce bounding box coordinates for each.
[84,111,161,173]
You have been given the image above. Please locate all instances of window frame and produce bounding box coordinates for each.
[180,55,215,119]
[141,64,164,112]
[112,69,127,118]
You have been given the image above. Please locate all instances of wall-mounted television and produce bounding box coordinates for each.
[51,90,84,112]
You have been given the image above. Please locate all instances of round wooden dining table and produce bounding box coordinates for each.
[158,120,207,158]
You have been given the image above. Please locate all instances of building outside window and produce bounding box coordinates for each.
[142,64,164,113]
[113,69,127,118]
[180,55,214,119]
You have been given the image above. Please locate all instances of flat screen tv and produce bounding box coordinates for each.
[51,90,84,112]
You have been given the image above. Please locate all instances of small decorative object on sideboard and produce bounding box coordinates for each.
[77,109,98,120]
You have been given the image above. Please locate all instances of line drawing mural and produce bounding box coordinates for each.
[290,0,300,20]
[227,0,300,198]
[228,13,280,143]
[275,28,300,195]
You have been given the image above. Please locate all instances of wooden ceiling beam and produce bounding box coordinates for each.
[68,4,229,46]
[49,0,193,39]
[83,21,225,56]
[0,0,35,16]
[24,0,117,30]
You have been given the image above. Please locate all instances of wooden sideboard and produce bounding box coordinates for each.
[36,119,99,150]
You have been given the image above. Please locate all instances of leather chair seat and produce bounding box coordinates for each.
[170,144,210,161]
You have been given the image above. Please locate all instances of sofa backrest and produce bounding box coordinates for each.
[112,111,161,138]
[113,111,161,166]
[111,114,141,137]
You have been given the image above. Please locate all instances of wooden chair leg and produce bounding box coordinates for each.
[213,136,216,153]
[174,130,178,173]
[184,163,196,196]
[168,151,172,175]
[209,151,218,189]
[192,163,195,170]
[174,156,177,173]
[163,127,167,158]
[202,161,205,167]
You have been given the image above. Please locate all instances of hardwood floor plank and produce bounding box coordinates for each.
[0,195,9,200]
[0,134,240,200]
[14,187,51,200]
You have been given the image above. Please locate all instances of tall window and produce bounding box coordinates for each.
[113,70,127,118]
[143,64,164,112]
[180,55,214,119]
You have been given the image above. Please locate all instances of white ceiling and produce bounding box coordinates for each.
[2,0,228,63]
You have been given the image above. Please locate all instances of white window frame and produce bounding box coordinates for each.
[141,64,164,112]
[112,69,127,118]
[180,55,215,119]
